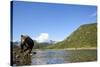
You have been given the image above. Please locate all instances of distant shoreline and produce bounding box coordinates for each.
[32,47,97,51]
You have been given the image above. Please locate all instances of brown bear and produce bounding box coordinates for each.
[20,35,34,54]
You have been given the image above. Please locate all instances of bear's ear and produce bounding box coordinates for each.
[21,35,24,37]
[21,35,25,42]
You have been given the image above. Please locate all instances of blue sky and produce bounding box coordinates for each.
[12,1,97,42]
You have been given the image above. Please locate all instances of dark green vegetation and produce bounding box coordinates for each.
[67,49,97,62]
[46,23,97,49]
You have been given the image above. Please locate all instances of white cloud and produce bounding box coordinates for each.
[90,12,97,18]
[35,33,49,43]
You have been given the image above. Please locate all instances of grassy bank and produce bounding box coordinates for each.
[67,49,97,62]
[32,47,97,51]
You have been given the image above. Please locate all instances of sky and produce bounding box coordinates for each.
[12,1,97,42]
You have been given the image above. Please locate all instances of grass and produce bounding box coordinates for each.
[67,49,97,62]
[46,23,97,49]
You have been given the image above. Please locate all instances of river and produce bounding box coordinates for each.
[31,49,97,65]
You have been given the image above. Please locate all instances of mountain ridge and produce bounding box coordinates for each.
[46,23,97,49]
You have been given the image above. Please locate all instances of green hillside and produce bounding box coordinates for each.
[46,23,97,49]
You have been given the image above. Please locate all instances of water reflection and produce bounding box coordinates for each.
[31,50,70,65]
[31,49,97,65]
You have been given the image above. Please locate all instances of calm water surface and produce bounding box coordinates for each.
[31,49,97,65]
